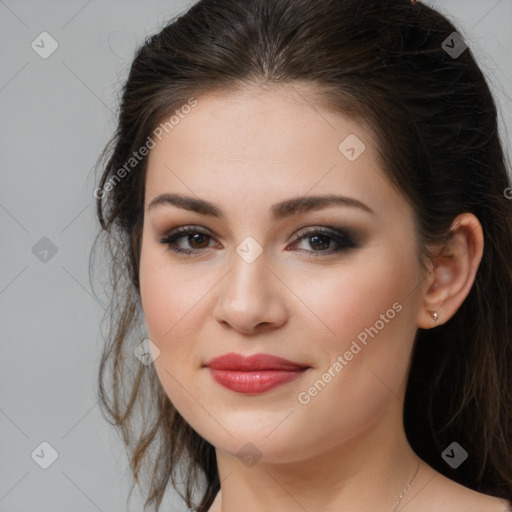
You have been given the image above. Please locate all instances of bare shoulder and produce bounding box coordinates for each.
[408,462,511,512]
[206,467,511,512]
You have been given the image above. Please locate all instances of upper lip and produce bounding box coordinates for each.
[204,352,310,371]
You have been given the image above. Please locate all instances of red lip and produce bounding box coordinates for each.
[204,352,309,371]
[204,353,310,394]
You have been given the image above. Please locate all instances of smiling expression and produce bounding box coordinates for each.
[138,83,426,462]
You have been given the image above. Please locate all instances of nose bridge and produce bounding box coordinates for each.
[214,241,287,332]
[226,243,272,309]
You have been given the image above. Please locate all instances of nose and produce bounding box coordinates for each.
[212,249,288,335]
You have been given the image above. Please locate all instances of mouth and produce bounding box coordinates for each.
[203,352,311,394]
[204,352,310,371]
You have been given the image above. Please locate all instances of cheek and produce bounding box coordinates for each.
[139,265,172,342]
[140,241,195,338]
[305,254,416,390]
[300,258,406,340]
[288,266,416,451]
[139,246,196,368]
[139,262,199,414]
[139,245,218,412]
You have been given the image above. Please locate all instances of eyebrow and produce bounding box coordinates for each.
[147,193,376,220]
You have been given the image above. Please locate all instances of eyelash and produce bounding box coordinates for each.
[157,225,358,258]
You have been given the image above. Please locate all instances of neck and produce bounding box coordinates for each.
[210,405,424,512]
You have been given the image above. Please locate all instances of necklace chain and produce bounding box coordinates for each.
[394,460,420,510]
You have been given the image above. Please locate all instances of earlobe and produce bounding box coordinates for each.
[416,265,445,328]
[417,262,453,328]
[417,305,442,329]
[428,310,439,324]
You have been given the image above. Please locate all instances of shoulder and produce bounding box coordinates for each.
[409,462,511,512]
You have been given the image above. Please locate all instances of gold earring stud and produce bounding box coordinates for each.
[430,310,439,323]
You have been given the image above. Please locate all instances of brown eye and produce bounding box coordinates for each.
[290,227,358,257]
[159,226,217,255]
[158,225,358,258]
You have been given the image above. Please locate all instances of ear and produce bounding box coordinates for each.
[416,213,484,329]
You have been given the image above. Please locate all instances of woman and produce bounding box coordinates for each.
[92,0,512,510]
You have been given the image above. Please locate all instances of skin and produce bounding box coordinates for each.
[138,84,508,511]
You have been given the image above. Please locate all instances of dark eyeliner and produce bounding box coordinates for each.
[292,226,358,257]
[158,226,214,256]
[158,225,359,257]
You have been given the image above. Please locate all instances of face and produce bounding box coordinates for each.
[139,84,426,463]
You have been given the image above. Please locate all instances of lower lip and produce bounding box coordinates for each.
[207,368,308,394]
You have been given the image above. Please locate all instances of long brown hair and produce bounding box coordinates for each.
[91,0,512,510]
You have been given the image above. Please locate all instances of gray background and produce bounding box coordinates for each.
[1,1,511,511]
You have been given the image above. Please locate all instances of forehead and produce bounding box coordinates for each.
[144,84,407,224]
[149,84,371,164]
